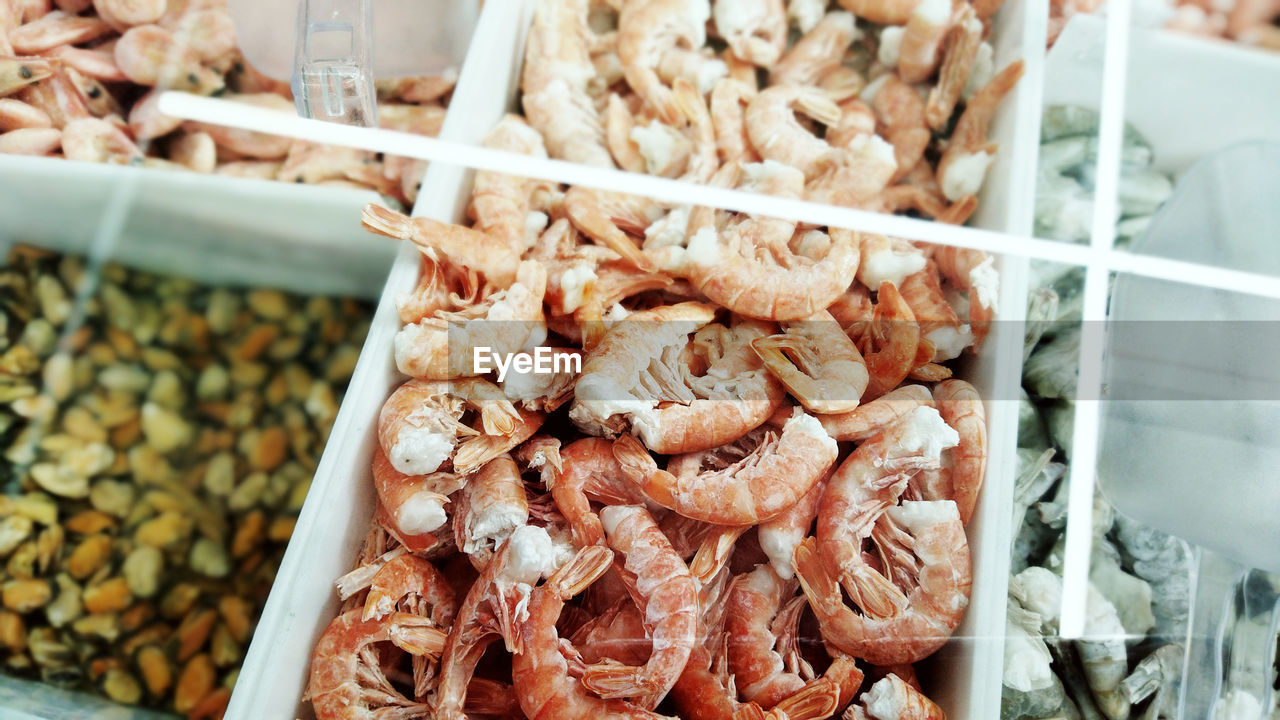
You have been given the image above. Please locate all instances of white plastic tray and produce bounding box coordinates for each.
[227,0,1043,716]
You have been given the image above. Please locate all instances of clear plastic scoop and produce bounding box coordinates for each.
[1099,141,1280,719]
[227,0,479,125]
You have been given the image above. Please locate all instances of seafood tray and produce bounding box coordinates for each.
[226,0,1044,718]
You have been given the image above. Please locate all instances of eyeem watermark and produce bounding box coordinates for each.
[473,347,581,382]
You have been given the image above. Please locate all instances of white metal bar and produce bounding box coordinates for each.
[1058,0,1133,640]
[156,91,1280,302]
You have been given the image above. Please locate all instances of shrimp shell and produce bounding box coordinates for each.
[932,379,986,526]
[10,11,111,53]
[817,383,935,442]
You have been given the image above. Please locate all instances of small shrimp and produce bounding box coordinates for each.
[127,88,182,140]
[44,46,126,82]
[618,409,838,525]
[184,94,295,158]
[932,245,997,349]
[363,554,458,627]
[924,3,982,130]
[854,234,925,293]
[551,437,651,548]
[863,282,921,401]
[713,0,788,68]
[670,76,719,183]
[770,11,858,87]
[511,545,670,720]
[817,383,934,442]
[572,598,652,666]
[471,115,549,254]
[95,0,167,28]
[605,93,647,173]
[935,59,1024,202]
[564,187,661,271]
[825,98,877,150]
[897,0,953,83]
[805,134,899,209]
[686,221,861,322]
[434,528,562,720]
[377,379,470,476]
[0,99,52,130]
[16,65,87,128]
[372,446,463,543]
[751,310,869,414]
[868,74,931,185]
[745,84,841,179]
[0,126,60,154]
[845,673,944,719]
[454,454,530,569]
[10,11,111,54]
[0,57,53,98]
[452,407,546,475]
[655,46,729,95]
[522,0,613,167]
[757,472,824,579]
[114,24,225,94]
[930,379,986,526]
[899,262,972,363]
[362,203,521,287]
[618,0,710,125]
[307,608,445,720]
[709,78,759,164]
[582,505,698,706]
[835,0,920,24]
[60,117,141,164]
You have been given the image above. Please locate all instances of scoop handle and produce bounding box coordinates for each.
[291,0,377,126]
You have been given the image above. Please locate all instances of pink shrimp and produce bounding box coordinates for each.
[900,262,973,363]
[510,545,671,720]
[0,99,51,130]
[1,57,54,98]
[363,554,458,625]
[817,384,935,442]
[581,505,698,706]
[713,0,788,68]
[709,78,759,165]
[932,245,997,350]
[897,0,953,83]
[452,456,529,570]
[617,409,838,525]
[307,608,445,720]
[0,126,60,154]
[846,673,945,719]
[935,59,1024,203]
[869,74,931,185]
[572,598,652,667]
[551,437,651,548]
[924,3,982,130]
[756,471,825,579]
[371,446,463,543]
[617,0,710,125]
[835,0,920,24]
[362,202,521,288]
[10,11,111,54]
[770,11,858,87]
[929,379,986,526]
[752,309,870,415]
[60,117,141,164]
[114,24,225,93]
[862,282,922,401]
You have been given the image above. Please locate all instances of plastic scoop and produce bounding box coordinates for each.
[227,0,479,124]
[1098,141,1280,718]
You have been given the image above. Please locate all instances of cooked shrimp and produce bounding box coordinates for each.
[655,46,729,95]
[897,0,952,83]
[924,3,981,130]
[572,598,652,666]
[185,94,295,157]
[670,77,719,182]
[932,245,997,349]
[713,0,787,68]
[308,608,445,720]
[757,474,824,579]
[371,446,463,543]
[0,126,60,154]
[617,0,711,125]
[817,383,934,442]
[114,24,224,93]
[0,57,53,98]
[455,454,530,569]
[551,437,651,548]
[867,74,930,184]
[805,135,899,209]
[582,505,698,706]
[472,114,550,253]
[618,409,837,525]
[745,84,841,178]
[435,528,563,720]
[564,187,661,271]
[362,203,521,287]
[95,0,167,28]
[363,554,458,627]
[522,0,614,167]
[452,407,546,475]
[936,59,1024,202]
[770,11,858,87]
[511,545,670,720]
[709,78,758,164]
[0,98,51,130]
[44,45,126,82]
[752,310,869,414]
[378,379,468,476]
[786,0,825,31]
[605,93,647,173]
[686,221,861,322]
[930,379,986,526]
[846,673,944,719]
[826,98,877,150]
[899,263,973,363]
[860,282,921,401]
[835,0,920,24]
[10,11,111,53]
[60,117,141,164]
[17,65,87,128]
[127,87,181,140]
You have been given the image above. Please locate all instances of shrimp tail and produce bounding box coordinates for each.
[846,564,911,620]
[689,525,748,584]
[772,678,841,720]
[581,662,650,698]
[385,613,448,656]
[612,433,659,480]
[361,203,413,240]
[548,545,614,599]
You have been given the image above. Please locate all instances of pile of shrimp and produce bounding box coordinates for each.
[0,0,451,205]
[1049,0,1280,51]
[518,0,1024,224]
[304,108,998,720]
